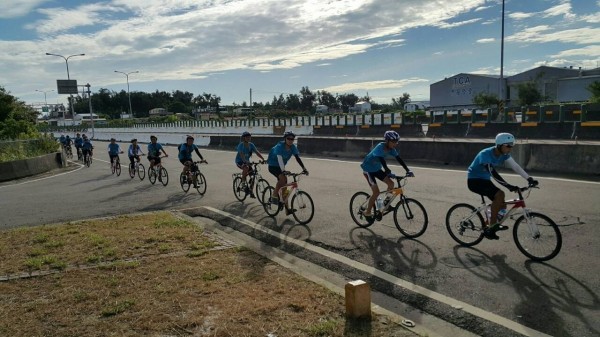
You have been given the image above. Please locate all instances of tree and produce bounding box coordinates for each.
[317,90,337,108]
[472,92,500,109]
[392,93,411,109]
[337,93,359,113]
[517,82,542,106]
[299,86,315,112]
[0,86,39,139]
[588,81,600,103]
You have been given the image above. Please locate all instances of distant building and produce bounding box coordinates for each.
[404,103,429,112]
[149,108,172,116]
[350,101,372,113]
[315,105,328,113]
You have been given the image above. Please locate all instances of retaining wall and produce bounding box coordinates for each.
[0,152,64,182]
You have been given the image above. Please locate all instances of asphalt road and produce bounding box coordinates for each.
[1,142,599,337]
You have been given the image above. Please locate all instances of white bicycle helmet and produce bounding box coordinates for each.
[384,130,400,141]
[495,133,515,146]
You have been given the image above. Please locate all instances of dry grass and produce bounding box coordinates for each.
[0,212,417,337]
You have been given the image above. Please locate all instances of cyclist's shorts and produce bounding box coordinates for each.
[268,165,283,178]
[180,158,191,166]
[363,170,387,187]
[109,154,119,161]
[467,178,499,201]
[148,155,161,164]
[129,155,139,161]
[82,149,92,156]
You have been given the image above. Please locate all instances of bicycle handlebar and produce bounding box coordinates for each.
[283,171,308,178]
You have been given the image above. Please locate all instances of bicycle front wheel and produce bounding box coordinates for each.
[180,172,191,192]
[255,178,270,205]
[111,162,116,174]
[233,176,247,201]
[194,173,207,195]
[446,203,485,246]
[160,167,169,186]
[393,197,428,238]
[349,192,375,228]
[116,162,121,176]
[513,212,562,261]
[290,191,315,225]
[262,186,281,216]
[137,163,145,180]
[129,164,135,179]
[85,155,91,167]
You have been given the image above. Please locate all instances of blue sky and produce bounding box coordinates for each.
[0,0,598,110]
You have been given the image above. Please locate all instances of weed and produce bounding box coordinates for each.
[305,318,340,336]
[101,300,134,317]
[158,243,170,253]
[201,271,220,281]
[32,233,49,244]
[88,234,107,247]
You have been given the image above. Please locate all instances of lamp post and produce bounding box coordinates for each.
[114,70,139,117]
[45,52,85,118]
[35,89,54,113]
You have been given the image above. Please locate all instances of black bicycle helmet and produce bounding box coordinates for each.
[242,131,251,137]
[283,131,295,138]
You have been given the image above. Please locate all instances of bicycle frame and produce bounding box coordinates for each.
[477,189,539,236]
[370,175,408,216]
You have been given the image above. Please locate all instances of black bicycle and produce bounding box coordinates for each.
[232,161,270,203]
[180,160,207,194]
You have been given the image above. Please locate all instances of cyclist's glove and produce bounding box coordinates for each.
[384,168,391,175]
[527,177,538,187]
[508,185,520,192]
[406,170,415,177]
[302,169,309,176]
[282,170,291,176]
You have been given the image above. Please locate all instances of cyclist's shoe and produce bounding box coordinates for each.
[483,227,500,240]
[249,193,256,199]
[270,197,279,205]
[285,208,297,215]
[244,186,251,194]
[363,211,373,220]
[488,223,509,231]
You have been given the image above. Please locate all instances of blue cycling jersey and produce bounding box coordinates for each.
[467,146,511,180]
[74,137,83,146]
[235,142,258,165]
[178,143,199,161]
[360,142,399,172]
[82,140,93,150]
[267,141,299,167]
[108,143,121,155]
[148,143,163,157]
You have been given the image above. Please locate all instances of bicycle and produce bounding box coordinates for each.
[180,160,208,194]
[232,161,270,203]
[128,159,146,180]
[349,173,428,238]
[76,147,83,161]
[261,171,314,225]
[110,156,122,176]
[148,156,169,186]
[445,185,562,261]
[83,151,93,167]
[65,145,73,160]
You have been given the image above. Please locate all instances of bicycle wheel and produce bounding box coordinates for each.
[445,203,485,246]
[160,167,169,186]
[85,155,91,167]
[232,176,247,201]
[349,191,375,228]
[255,178,270,204]
[111,161,116,174]
[290,191,315,225]
[180,172,191,192]
[116,162,121,176]
[513,212,562,261]
[129,164,135,179]
[148,167,157,184]
[262,186,281,216]
[194,173,207,195]
[393,197,428,238]
[137,163,145,180]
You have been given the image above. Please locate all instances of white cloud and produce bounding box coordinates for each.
[551,45,600,58]
[476,38,495,43]
[509,12,533,20]
[323,78,428,93]
[507,26,600,44]
[435,18,481,29]
[0,0,48,18]
[543,3,574,19]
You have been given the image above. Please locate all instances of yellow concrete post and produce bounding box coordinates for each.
[345,280,371,319]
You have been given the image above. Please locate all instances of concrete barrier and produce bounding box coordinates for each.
[0,152,64,182]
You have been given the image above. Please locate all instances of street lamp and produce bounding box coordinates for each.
[114,70,139,117]
[35,89,54,114]
[45,52,85,118]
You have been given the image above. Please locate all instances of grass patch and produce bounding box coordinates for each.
[0,212,416,337]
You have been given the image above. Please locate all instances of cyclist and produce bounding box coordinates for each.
[107,138,124,165]
[128,139,144,170]
[59,134,66,148]
[360,130,414,220]
[467,132,538,240]
[235,131,265,196]
[74,133,84,160]
[266,131,308,208]
[147,135,168,171]
[64,135,73,156]
[178,135,206,187]
[81,135,94,161]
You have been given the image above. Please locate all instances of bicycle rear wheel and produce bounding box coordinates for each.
[445,203,485,246]
[180,172,191,192]
[261,186,281,216]
[137,163,145,180]
[194,172,207,195]
[393,197,428,238]
[233,176,247,201]
[349,191,375,228]
[160,167,169,186]
[513,212,562,261]
[85,155,91,167]
[290,191,315,225]
[255,178,270,204]
[116,162,121,176]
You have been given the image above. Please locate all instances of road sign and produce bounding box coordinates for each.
[56,79,78,94]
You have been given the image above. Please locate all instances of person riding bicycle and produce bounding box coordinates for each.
[81,135,94,160]
[467,132,538,240]
[74,133,84,160]
[360,130,414,220]
[235,131,265,196]
[266,131,308,208]
[107,138,123,165]
[128,139,144,170]
[59,134,66,148]
[147,135,168,171]
[178,135,206,187]
[63,135,73,156]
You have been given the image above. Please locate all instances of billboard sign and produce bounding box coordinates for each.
[56,79,78,94]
